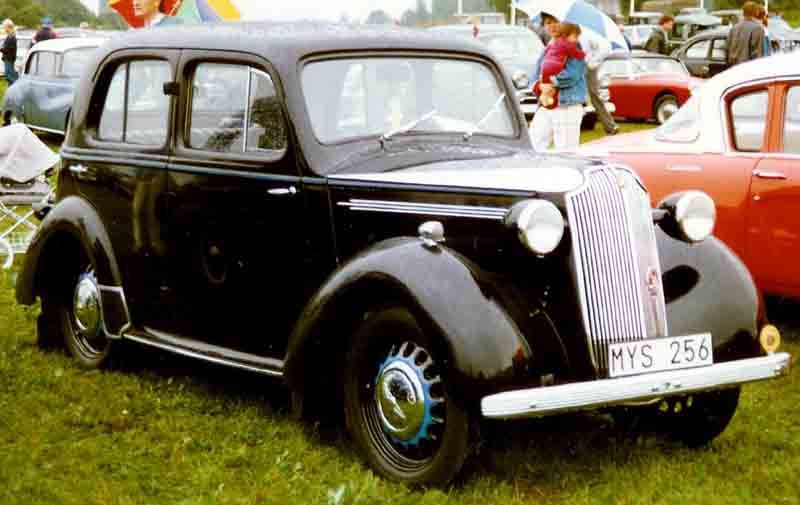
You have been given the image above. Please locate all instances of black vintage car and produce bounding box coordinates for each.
[17,23,791,486]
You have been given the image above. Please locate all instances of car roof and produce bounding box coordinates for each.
[100,22,494,66]
[29,37,107,54]
[700,51,800,100]
[430,24,533,35]
[606,51,678,61]
[675,13,723,26]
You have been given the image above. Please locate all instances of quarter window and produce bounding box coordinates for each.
[685,40,710,59]
[783,87,800,154]
[34,52,57,77]
[730,90,768,152]
[97,59,172,146]
[711,38,727,61]
[189,62,287,155]
[25,53,37,74]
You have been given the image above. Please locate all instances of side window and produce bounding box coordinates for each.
[337,64,367,135]
[686,39,710,59]
[783,87,800,154]
[25,53,37,75]
[36,52,57,77]
[189,62,286,155]
[711,38,727,61]
[730,90,768,152]
[96,59,172,145]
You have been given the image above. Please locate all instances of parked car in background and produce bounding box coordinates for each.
[583,51,800,300]
[599,51,701,124]
[628,12,663,25]
[672,27,730,78]
[430,24,543,118]
[669,12,723,51]
[2,38,104,135]
[623,24,657,49]
[16,22,791,486]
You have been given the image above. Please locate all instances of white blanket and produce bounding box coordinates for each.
[0,124,60,183]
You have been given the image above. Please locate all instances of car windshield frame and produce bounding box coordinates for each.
[300,52,518,146]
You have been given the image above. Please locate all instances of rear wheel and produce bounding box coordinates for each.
[39,254,114,368]
[343,307,470,486]
[654,94,678,125]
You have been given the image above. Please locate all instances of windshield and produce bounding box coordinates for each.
[302,57,515,144]
[62,47,97,78]
[480,32,544,61]
[633,58,688,75]
[655,95,700,142]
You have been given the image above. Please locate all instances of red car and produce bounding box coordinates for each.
[599,52,702,124]
[583,52,800,300]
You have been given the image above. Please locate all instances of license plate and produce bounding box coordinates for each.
[608,333,713,378]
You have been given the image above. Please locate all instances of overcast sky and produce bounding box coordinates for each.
[79,0,435,21]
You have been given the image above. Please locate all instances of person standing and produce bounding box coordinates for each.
[585,37,619,135]
[530,13,588,151]
[756,6,772,56]
[2,19,18,87]
[727,2,766,66]
[644,15,674,55]
[32,17,57,45]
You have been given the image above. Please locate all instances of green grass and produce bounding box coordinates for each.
[1,99,797,503]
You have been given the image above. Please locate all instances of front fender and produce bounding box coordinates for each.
[285,238,537,408]
[658,228,762,361]
[17,195,123,307]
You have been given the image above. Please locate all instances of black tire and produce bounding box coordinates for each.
[614,388,740,448]
[343,307,470,486]
[39,255,114,369]
[654,94,678,125]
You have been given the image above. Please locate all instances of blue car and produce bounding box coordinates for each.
[3,37,105,135]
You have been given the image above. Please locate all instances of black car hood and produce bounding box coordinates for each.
[328,143,605,195]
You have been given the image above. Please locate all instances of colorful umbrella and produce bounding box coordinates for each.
[110,0,240,28]
[514,0,630,52]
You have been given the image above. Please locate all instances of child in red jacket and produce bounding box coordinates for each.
[535,23,585,109]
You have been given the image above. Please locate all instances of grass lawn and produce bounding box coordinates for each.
[0,93,797,503]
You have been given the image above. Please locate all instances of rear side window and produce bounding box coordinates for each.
[188,62,287,155]
[711,38,727,61]
[36,52,57,77]
[730,90,768,152]
[783,87,800,154]
[25,53,37,74]
[97,59,172,146]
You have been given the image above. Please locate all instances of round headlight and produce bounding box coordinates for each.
[512,70,530,90]
[675,191,716,242]
[516,200,565,255]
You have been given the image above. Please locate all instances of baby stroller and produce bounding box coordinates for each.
[0,125,58,269]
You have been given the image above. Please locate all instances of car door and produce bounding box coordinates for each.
[746,83,800,296]
[165,51,304,359]
[682,38,712,78]
[67,51,180,333]
[24,50,58,129]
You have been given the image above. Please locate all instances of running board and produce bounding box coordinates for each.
[124,330,284,378]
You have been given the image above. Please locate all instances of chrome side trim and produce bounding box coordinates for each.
[481,353,792,420]
[337,199,509,220]
[123,333,285,378]
[25,124,65,136]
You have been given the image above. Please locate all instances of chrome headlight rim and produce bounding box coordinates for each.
[673,190,716,243]
[513,199,565,256]
[512,70,530,90]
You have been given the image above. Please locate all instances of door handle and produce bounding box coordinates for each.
[68,164,88,175]
[754,170,787,180]
[667,164,702,172]
[267,186,297,196]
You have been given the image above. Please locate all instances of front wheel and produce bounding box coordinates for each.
[343,307,470,486]
[654,94,678,125]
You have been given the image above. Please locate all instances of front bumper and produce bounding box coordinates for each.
[481,353,792,420]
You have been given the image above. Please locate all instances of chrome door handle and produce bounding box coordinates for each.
[69,164,88,175]
[267,186,297,196]
[754,170,787,180]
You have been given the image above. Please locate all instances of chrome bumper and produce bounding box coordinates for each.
[481,353,792,420]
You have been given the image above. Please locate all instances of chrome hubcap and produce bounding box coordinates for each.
[374,342,444,447]
[73,274,101,335]
[659,102,678,123]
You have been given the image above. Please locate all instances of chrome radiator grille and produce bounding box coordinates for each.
[566,167,668,374]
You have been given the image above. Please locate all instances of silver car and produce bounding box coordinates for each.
[3,37,105,135]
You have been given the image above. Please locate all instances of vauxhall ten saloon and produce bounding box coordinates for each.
[17,23,791,485]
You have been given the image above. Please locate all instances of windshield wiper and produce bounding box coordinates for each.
[463,93,507,142]
[380,109,438,147]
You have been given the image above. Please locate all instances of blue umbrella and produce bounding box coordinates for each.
[515,0,630,52]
